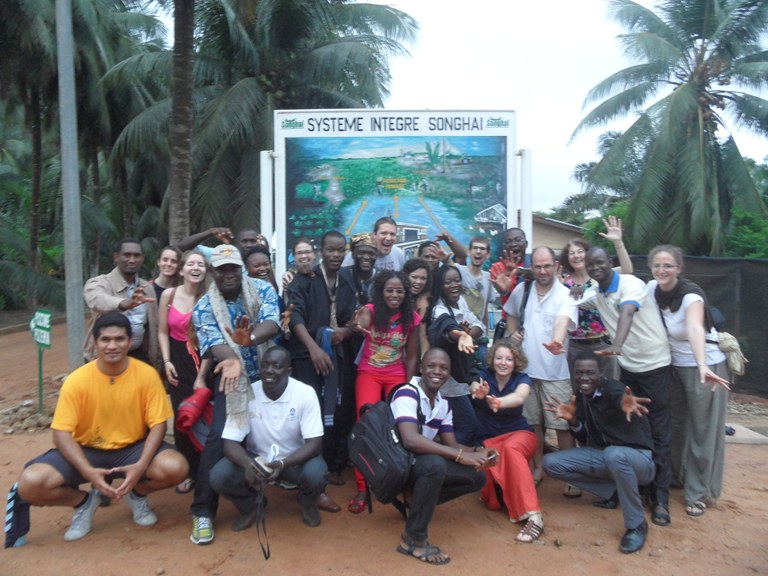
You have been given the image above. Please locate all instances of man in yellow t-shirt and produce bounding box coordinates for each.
[15,312,188,543]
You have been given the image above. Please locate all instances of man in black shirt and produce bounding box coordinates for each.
[542,353,655,554]
[285,230,357,506]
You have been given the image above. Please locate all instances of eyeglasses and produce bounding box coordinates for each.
[533,264,554,272]
[650,263,677,270]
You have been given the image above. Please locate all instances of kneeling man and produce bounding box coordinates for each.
[393,348,495,566]
[16,312,188,542]
[210,346,329,528]
[542,353,655,554]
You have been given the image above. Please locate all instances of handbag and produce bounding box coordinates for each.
[715,332,748,376]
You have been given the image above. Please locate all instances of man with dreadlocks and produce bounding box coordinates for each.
[188,245,280,545]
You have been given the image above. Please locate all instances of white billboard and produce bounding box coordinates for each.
[271,109,517,278]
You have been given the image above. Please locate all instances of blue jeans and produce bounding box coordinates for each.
[543,446,655,530]
[210,454,328,514]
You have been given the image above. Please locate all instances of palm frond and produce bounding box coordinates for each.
[572,81,658,140]
[726,92,768,136]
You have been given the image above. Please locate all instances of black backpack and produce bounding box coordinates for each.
[348,383,423,515]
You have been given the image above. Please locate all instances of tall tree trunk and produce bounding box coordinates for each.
[168,0,195,244]
[90,147,102,277]
[29,88,42,276]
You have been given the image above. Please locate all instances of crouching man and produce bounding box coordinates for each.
[392,348,495,566]
[542,353,655,554]
[15,312,188,542]
[210,346,329,529]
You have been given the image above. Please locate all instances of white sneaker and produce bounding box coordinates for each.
[64,489,101,541]
[126,492,158,526]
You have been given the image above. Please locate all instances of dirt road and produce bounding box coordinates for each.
[1,324,767,575]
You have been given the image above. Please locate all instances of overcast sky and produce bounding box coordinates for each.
[371,0,767,212]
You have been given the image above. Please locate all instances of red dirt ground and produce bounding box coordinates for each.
[1,323,767,576]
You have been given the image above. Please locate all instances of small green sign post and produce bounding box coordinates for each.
[30,309,52,414]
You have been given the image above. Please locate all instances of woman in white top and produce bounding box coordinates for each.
[425,264,485,445]
[647,245,730,518]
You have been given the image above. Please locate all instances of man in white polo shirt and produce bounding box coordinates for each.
[585,246,673,527]
[503,246,577,486]
[210,346,329,529]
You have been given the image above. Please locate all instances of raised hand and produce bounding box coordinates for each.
[486,394,503,413]
[121,286,155,310]
[456,331,477,354]
[225,315,254,347]
[212,227,234,244]
[543,340,564,355]
[470,378,490,400]
[489,260,515,295]
[214,358,243,394]
[280,303,295,333]
[348,306,371,334]
[621,386,651,422]
[599,215,624,243]
[544,395,577,425]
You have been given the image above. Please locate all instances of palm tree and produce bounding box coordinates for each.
[0,0,165,309]
[112,0,418,233]
[168,0,195,244]
[572,0,768,255]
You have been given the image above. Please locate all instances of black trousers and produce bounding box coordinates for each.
[405,454,485,542]
[620,364,672,508]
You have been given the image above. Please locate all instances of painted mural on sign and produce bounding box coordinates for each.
[272,110,516,274]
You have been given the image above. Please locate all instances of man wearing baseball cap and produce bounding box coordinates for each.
[188,245,280,545]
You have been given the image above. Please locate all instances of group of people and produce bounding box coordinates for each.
[5,216,731,563]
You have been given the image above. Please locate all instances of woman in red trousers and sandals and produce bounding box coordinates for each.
[346,270,421,514]
[470,339,544,543]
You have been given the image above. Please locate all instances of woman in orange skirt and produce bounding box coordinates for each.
[470,340,543,543]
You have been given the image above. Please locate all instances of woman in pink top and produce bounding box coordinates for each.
[347,270,421,513]
[158,250,210,493]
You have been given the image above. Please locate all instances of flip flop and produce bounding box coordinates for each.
[685,500,706,517]
[175,478,195,495]
[348,496,366,514]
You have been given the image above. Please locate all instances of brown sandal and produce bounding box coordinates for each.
[515,516,544,543]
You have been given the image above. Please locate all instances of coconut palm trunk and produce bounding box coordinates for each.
[168,0,195,244]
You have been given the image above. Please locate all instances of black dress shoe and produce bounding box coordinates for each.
[620,520,648,554]
[232,495,268,532]
[592,492,619,509]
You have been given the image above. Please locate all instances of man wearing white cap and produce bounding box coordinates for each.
[188,245,280,545]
